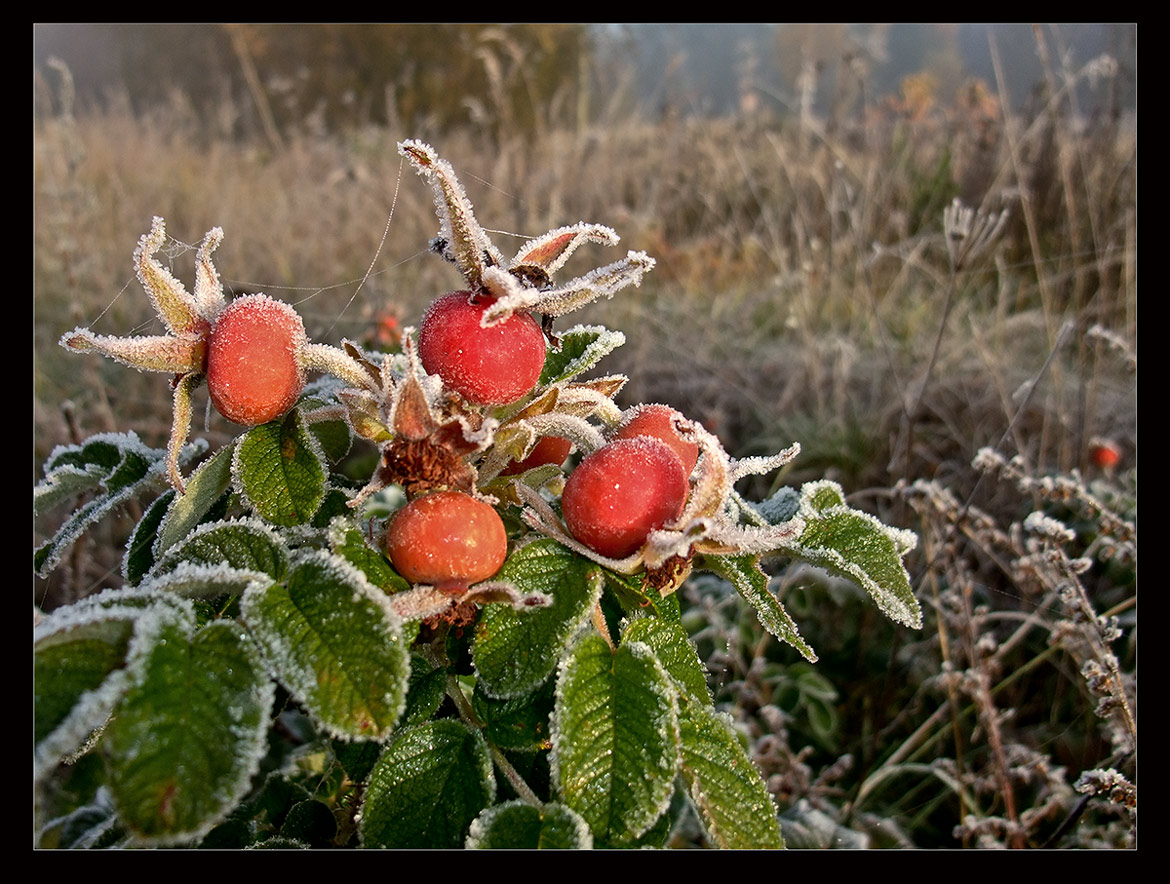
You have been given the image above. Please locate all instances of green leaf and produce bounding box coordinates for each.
[152,517,290,582]
[154,442,236,557]
[473,678,556,752]
[123,490,175,585]
[280,799,338,847]
[473,540,603,699]
[783,480,922,629]
[34,617,135,770]
[538,324,626,386]
[551,633,679,844]
[241,551,408,739]
[35,433,201,577]
[360,720,495,849]
[301,397,354,463]
[467,800,593,849]
[328,520,409,594]
[233,410,327,526]
[105,616,274,845]
[33,589,195,781]
[604,569,681,620]
[401,654,448,727]
[678,700,784,849]
[703,554,817,663]
[623,617,710,703]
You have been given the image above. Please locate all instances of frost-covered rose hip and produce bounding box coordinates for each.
[614,404,699,475]
[206,294,307,425]
[418,291,545,406]
[501,436,573,476]
[383,491,508,592]
[561,437,689,559]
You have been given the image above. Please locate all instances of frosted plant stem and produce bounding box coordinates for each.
[444,674,541,808]
[488,745,542,808]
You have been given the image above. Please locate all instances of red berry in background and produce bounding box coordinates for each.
[206,294,308,425]
[614,404,700,475]
[1090,439,1122,470]
[561,437,690,559]
[383,491,508,592]
[418,291,546,406]
[501,436,573,476]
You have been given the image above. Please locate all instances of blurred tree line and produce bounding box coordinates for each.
[33,23,1134,141]
[33,24,594,141]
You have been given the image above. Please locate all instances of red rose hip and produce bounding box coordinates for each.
[501,436,573,476]
[418,291,546,406]
[206,294,307,425]
[383,491,508,592]
[614,404,700,475]
[561,437,689,559]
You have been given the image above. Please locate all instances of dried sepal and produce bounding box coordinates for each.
[134,216,215,335]
[481,251,657,326]
[399,139,655,331]
[59,329,206,375]
[166,372,204,492]
[385,579,551,622]
[338,388,393,443]
[399,139,502,290]
[510,223,619,278]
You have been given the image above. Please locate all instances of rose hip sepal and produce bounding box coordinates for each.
[399,139,655,337]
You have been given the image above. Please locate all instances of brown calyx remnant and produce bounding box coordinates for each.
[419,600,480,638]
[379,437,475,499]
[643,553,694,595]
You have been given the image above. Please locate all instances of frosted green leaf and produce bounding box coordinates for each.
[154,441,236,556]
[678,700,784,849]
[473,678,556,751]
[551,633,679,844]
[805,480,846,512]
[35,617,134,763]
[401,655,447,727]
[704,554,817,662]
[280,799,338,847]
[538,325,626,386]
[467,800,593,849]
[105,617,274,845]
[241,550,408,740]
[623,617,710,703]
[123,489,175,584]
[151,517,290,582]
[473,539,603,699]
[232,410,326,526]
[138,563,269,600]
[328,520,409,594]
[34,432,203,576]
[300,396,353,463]
[33,589,195,781]
[605,569,680,620]
[781,480,922,629]
[360,720,495,849]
